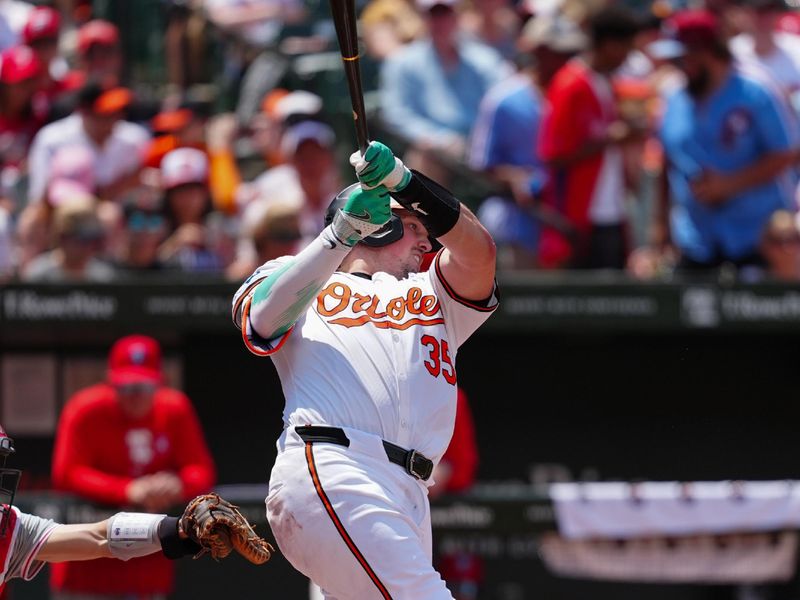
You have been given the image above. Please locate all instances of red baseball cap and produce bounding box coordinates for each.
[0,46,42,84]
[22,7,60,45]
[648,10,720,60]
[77,19,119,55]
[108,335,163,386]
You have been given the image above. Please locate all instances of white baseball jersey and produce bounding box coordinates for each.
[233,249,497,465]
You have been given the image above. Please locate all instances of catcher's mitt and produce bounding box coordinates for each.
[179,493,274,565]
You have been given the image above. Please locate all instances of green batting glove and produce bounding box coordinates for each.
[349,141,412,192]
[330,186,392,247]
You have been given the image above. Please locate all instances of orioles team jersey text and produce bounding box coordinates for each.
[233,249,498,465]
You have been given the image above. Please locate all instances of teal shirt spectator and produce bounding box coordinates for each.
[379,37,511,144]
[660,69,798,263]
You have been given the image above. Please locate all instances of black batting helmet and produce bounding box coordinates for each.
[0,426,20,537]
[324,183,405,248]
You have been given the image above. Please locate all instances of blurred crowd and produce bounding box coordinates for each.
[3,0,800,283]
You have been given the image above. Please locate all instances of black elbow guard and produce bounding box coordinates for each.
[390,170,461,238]
[158,517,202,560]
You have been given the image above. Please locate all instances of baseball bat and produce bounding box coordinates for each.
[328,0,369,154]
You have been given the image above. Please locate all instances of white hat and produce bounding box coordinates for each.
[160,147,209,190]
[280,121,336,156]
[519,15,587,53]
[416,0,458,10]
[274,90,323,122]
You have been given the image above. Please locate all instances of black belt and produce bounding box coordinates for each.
[295,425,434,481]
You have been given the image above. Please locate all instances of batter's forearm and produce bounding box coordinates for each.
[249,228,351,339]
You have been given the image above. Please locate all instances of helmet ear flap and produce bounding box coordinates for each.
[359,214,404,247]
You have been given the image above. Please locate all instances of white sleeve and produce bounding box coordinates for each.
[232,255,295,330]
[231,228,352,356]
[8,509,58,582]
[26,129,51,204]
[428,249,499,349]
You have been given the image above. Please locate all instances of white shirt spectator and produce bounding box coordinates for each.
[27,113,150,204]
[236,163,334,262]
[732,32,800,113]
[0,0,33,51]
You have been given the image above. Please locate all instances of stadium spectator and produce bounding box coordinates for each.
[379,0,512,182]
[538,4,643,269]
[26,81,151,205]
[50,334,216,600]
[251,89,324,164]
[163,0,204,93]
[360,0,424,62]
[21,196,115,283]
[469,14,585,269]
[460,0,520,60]
[21,6,72,106]
[730,0,800,117]
[236,119,341,250]
[115,194,169,276]
[0,0,32,52]
[45,144,97,206]
[0,45,46,208]
[157,146,227,272]
[653,9,797,272]
[226,201,301,279]
[144,104,207,169]
[74,19,124,89]
[757,209,800,281]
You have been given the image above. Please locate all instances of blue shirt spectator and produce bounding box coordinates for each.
[380,35,511,148]
[469,74,543,171]
[469,74,544,255]
[467,13,586,268]
[661,69,797,263]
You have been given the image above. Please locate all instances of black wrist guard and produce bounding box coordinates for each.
[390,170,461,238]
[158,516,202,559]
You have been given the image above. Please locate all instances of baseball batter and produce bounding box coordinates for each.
[233,141,497,599]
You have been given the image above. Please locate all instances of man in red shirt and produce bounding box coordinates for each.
[538,5,642,269]
[51,334,216,600]
[0,45,45,174]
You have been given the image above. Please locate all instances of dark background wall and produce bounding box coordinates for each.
[5,323,800,599]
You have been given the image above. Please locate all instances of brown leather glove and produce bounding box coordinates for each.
[179,493,274,565]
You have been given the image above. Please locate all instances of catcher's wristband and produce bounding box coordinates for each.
[389,170,460,238]
[157,516,203,559]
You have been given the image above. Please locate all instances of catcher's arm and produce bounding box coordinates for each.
[31,513,192,563]
[35,494,273,565]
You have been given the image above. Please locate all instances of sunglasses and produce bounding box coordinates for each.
[127,212,165,232]
[115,382,157,395]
